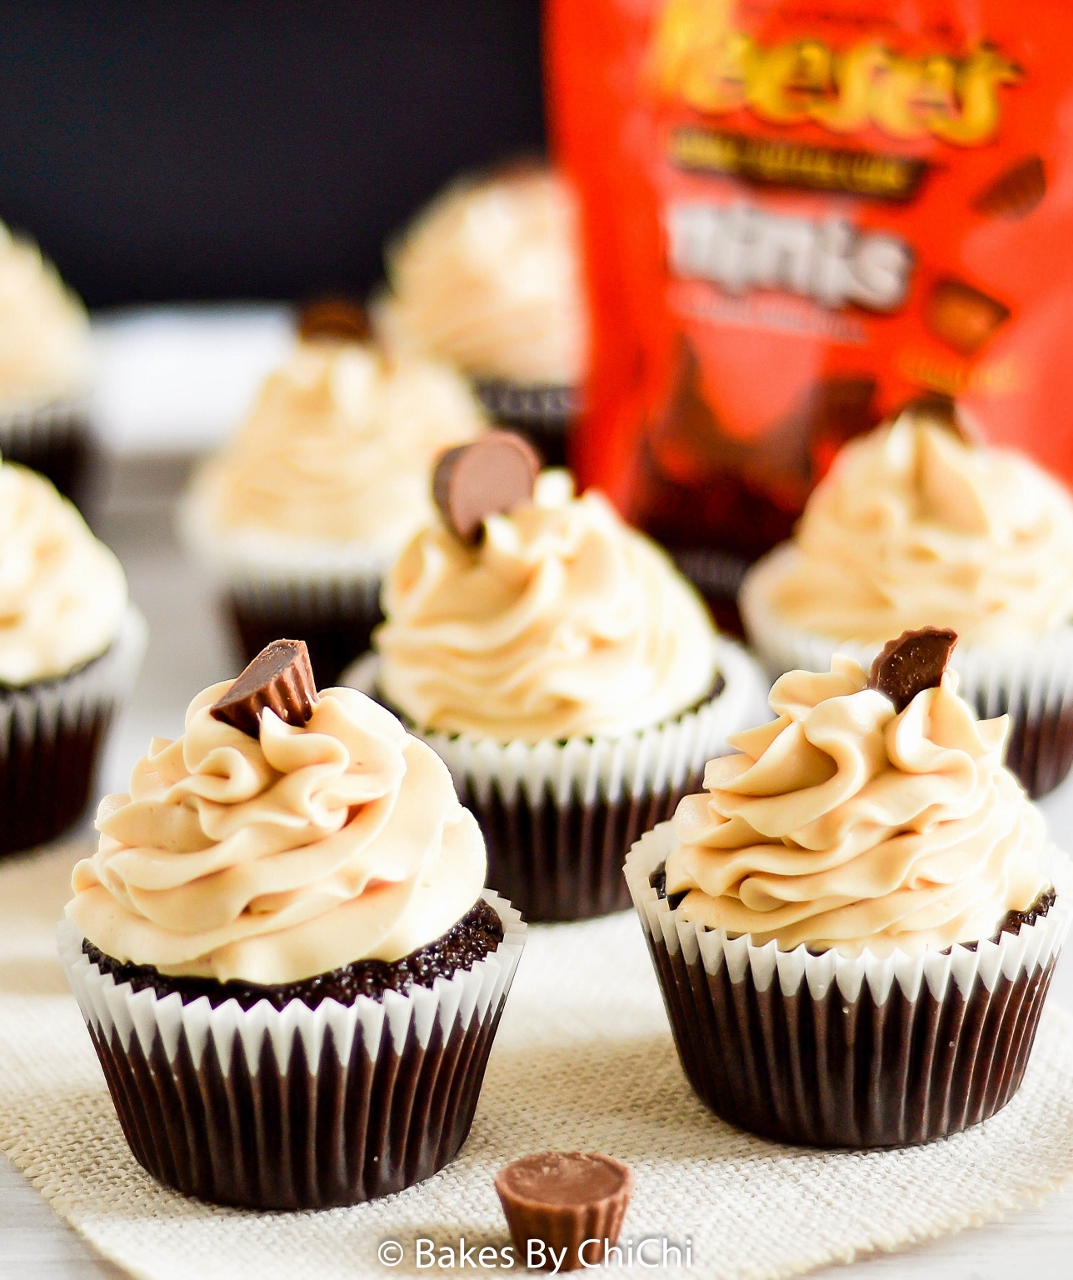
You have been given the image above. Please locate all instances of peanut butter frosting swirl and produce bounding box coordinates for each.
[377,470,720,742]
[0,221,91,410]
[665,657,1049,956]
[759,408,1073,645]
[68,684,486,985]
[378,168,589,386]
[0,460,128,685]
[187,341,487,558]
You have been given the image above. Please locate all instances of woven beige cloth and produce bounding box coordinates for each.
[3,843,1073,1280]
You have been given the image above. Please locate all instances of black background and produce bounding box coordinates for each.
[0,1,546,307]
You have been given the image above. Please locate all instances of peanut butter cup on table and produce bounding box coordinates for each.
[741,398,1073,796]
[626,629,1071,1148]
[344,434,767,921]
[60,639,526,1209]
[180,303,490,686]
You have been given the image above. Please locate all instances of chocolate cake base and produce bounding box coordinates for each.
[643,892,1059,1147]
[83,899,504,1009]
[227,587,382,690]
[87,974,507,1208]
[460,773,706,922]
[475,381,577,469]
[0,663,117,856]
[973,688,1073,801]
[0,407,94,514]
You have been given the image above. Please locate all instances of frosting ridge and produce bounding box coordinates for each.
[665,656,1049,955]
[0,461,128,684]
[376,470,720,741]
[758,408,1073,645]
[67,683,486,984]
[378,168,589,386]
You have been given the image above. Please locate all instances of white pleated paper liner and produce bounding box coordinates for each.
[0,604,147,856]
[741,543,1073,799]
[626,821,1073,1148]
[58,887,527,1210]
[343,638,771,921]
[178,492,388,685]
[0,394,94,510]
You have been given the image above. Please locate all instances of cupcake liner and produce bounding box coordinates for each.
[0,604,147,856]
[58,888,526,1210]
[0,396,94,512]
[741,544,1073,799]
[345,639,770,922]
[179,502,386,687]
[626,822,1073,1148]
[475,381,580,467]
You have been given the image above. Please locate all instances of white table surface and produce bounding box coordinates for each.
[3,499,1073,1279]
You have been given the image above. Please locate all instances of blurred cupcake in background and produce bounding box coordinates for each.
[375,165,589,465]
[741,399,1073,798]
[181,303,489,687]
[0,219,94,510]
[348,435,767,922]
[0,458,146,855]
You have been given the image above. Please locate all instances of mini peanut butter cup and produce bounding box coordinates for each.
[433,430,542,544]
[495,1151,632,1272]
[973,155,1046,221]
[924,278,1009,357]
[211,638,318,738]
[868,627,958,713]
[901,392,980,446]
[296,297,370,343]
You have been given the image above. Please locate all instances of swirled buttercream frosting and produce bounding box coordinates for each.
[0,461,127,684]
[186,340,487,558]
[756,408,1073,645]
[67,683,487,984]
[664,656,1049,956]
[0,221,91,410]
[376,470,720,742]
[377,168,589,386]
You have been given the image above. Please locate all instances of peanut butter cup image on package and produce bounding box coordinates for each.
[180,308,490,686]
[346,439,767,922]
[741,399,1073,797]
[625,630,1072,1148]
[60,639,526,1209]
[0,458,145,855]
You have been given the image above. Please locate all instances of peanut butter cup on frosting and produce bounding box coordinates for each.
[742,399,1073,796]
[60,643,526,1208]
[625,633,1071,1147]
[347,457,767,921]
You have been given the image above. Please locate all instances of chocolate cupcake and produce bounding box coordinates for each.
[742,401,1073,797]
[375,166,588,466]
[0,460,145,855]
[0,220,94,509]
[181,322,488,686]
[348,439,767,922]
[625,632,1071,1148]
[60,640,526,1209]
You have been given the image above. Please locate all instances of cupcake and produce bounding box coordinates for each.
[59,639,526,1209]
[375,165,589,465]
[351,434,767,922]
[0,220,94,509]
[741,400,1073,797]
[0,458,145,855]
[181,315,488,686]
[625,629,1071,1147]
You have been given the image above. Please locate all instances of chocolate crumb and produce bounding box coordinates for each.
[211,638,318,738]
[433,431,542,544]
[868,627,958,713]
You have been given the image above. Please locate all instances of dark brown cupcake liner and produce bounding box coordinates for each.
[343,641,768,923]
[226,573,383,690]
[475,381,580,468]
[0,606,146,857]
[59,890,526,1210]
[0,398,95,514]
[742,546,1073,798]
[626,824,1072,1148]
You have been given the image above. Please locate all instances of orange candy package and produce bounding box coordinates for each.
[548,0,1073,607]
